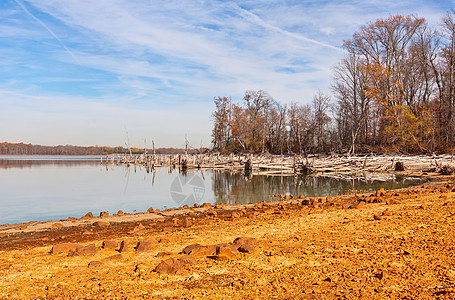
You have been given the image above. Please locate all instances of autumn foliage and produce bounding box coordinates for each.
[213,12,455,154]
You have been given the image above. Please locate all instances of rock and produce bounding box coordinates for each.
[100,211,109,217]
[188,246,212,258]
[177,255,197,266]
[156,251,173,257]
[182,243,202,255]
[68,244,98,257]
[136,240,154,252]
[262,208,275,214]
[386,199,401,205]
[215,245,237,260]
[382,209,392,216]
[230,211,242,218]
[206,209,217,216]
[354,201,365,209]
[19,225,27,230]
[119,240,128,253]
[102,240,119,249]
[104,254,123,260]
[93,221,110,228]
[175,217,192,227]
[159,236,171,243]
[373,214,382,221]
[147,207,154,213]
[49,223,64,229]
[82,212,93,219]
[233,237,257,247]
[117,210,124,216]
[154,258,183,275]
[88,261,103,267]
[129,223,147,234]
[193,203,201,208]
[51,243,82,254]
[376,188,386,197]
[201,202,212,208]
[238,244,255,253]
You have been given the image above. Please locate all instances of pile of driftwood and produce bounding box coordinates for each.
[103,153,455,176]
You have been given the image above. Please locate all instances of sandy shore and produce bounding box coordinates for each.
[1,176,455,299]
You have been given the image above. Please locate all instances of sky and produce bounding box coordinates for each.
[0,0,454,148]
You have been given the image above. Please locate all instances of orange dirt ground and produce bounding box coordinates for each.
[1,178,455,299]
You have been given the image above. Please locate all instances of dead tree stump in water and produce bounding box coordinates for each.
[244,159,252,172]
[395,161,404,171]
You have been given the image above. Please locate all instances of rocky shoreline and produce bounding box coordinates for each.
[1,177,455,298]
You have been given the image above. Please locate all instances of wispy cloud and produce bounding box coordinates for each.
[0,0,453,146]
[12,0,81,65]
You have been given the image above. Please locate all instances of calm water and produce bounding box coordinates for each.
[0,156,424,224]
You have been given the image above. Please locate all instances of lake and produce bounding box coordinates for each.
[0,156,424,224]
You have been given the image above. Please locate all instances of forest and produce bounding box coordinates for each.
[0,142,201,155]
[211,12,455,155]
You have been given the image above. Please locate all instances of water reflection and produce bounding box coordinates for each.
[0,157,424,224]
[212,170,422,205]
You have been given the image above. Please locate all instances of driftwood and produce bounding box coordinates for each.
[109,153,455,176]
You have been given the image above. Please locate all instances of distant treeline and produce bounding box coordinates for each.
[0,142,206,155]
[212,12,455,154]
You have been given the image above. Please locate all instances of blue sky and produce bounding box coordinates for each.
[1,0,454,148]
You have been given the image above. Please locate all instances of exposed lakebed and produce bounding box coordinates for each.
[0,156,424,224]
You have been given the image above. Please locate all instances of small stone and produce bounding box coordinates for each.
[232,237,257,247]
[262,208,275,214]
[82,212,93,219]
[386,199,401,205]
[117,210,124,216]
[100,211,109,217]
[104,254,123,260]
[119,240,128,253]
[188,246,212,258]
[136,240,154,252]
[238,244,255,253]
[147,207,154,213]
[201,202,212,208]
[102,240,119,249]
[49,223,63,229]
[154,258,183,274]
[159,236,171,243]
[376,188,386,197]
[177,255,197,265]
[230,211,242,218]
[88,261,103,267]
[93,221,110,228]
[175,217,192,227]
[215,245,237,260]
[51,243,82,254]
[68,244,98,257]
[206,209,217,216]
[129,223,147,234]
[373,214,382,220]
[182,243,202,255]
[382,209,392,216]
